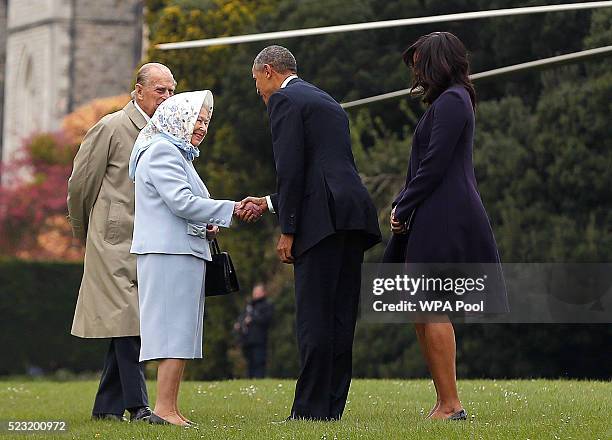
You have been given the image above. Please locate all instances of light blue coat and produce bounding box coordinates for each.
[130,139,234,261]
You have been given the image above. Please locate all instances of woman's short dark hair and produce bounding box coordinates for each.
[402,32,476,108]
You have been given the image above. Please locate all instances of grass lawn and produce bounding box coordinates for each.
[0,379,610,439]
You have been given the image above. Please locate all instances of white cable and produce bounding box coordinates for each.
[157,2,612,50]
[341,46,612,109]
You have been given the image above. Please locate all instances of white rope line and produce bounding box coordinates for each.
[157,2,612,50]
[341,46,612,108]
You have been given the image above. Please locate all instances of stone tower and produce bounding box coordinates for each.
[1,0,144,164]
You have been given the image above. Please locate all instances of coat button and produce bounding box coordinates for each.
[220,220,226,225]
[209,218,214,222]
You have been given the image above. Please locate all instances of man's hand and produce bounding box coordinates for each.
[235,196,268,223]
[277,233,295,264]
[234,200,264,222]
[206,224,219,240]
[390,207,407,234]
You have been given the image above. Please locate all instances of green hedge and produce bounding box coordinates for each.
[0,260,106,374]
[1,260,610,379]
[0,259,239,379]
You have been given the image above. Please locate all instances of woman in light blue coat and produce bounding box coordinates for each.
[129,90,245,426]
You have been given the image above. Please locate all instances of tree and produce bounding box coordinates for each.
[139,0,612,379]
[0,95,131,261]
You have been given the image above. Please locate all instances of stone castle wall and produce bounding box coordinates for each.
[1,0,143,163]
[71,0,143,107]
[0,1,7,162]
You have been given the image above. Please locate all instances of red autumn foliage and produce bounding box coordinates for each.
[0,94,131,261]
[0,132,81,260]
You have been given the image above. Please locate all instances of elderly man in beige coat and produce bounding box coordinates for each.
[68,63,176,422]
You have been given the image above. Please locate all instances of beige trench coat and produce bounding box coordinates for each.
[68,101,147,338]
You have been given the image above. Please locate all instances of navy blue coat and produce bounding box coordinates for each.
[268,78,381,257]
[384,85,502,265]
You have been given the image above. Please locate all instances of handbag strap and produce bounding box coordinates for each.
[210,238,221,255]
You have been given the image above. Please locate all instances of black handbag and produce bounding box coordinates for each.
[205,239,240,296]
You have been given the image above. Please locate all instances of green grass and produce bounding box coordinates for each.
[0,379,610,439]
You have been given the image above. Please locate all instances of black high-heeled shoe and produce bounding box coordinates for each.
[148,413,170,425]
[447,409,467,420]
[149,413,195,428]
[129,406,152,422]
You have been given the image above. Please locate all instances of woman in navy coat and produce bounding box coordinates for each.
[384,32,508,420]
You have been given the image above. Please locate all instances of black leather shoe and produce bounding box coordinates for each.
[91,413,126,422]
[286,414,332,421]
[447,409,467,420]
[286,413,307,421]
[130,406,152,422]
[148,413,170,425]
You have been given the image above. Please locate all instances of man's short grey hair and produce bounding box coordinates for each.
[131,63,176,99]
[253,45,298,74]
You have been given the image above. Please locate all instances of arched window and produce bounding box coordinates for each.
[22,55,36,137]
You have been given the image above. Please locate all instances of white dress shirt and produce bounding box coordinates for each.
[134,101,151,122]
[266,75,299,214]
[280,74,298,89]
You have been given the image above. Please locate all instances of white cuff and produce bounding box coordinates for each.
[265,195,275,214]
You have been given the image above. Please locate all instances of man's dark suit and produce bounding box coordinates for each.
[267,77,381,420]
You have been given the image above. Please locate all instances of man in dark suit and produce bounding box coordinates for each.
[242,45,381,420]
[234,283,274,378]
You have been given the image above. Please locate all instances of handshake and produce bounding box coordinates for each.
[233,196,268,223]
[233,195,295,264]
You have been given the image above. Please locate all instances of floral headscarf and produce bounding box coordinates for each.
[129,90,214,180]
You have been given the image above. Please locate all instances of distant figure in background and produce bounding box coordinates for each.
[67,63,176,422]
[234,284,274,378]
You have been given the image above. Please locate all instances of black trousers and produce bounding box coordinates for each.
[290,231,364,420]
[243,344,267,379]
[92,336,148,416]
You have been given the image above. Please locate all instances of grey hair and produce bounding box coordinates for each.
[131,63,176,99]
[253,45,297,74]
[201,90,214,117]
